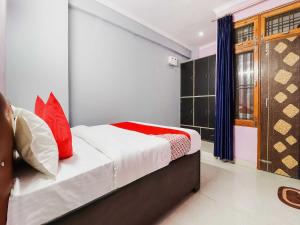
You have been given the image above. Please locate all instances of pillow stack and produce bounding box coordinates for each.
[35,93,73,160]
[13,107,59,177]
[13,93,73,177]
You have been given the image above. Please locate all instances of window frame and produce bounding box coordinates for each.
[234,16,259,50]
[234,16,260,127]
[261,2,300,41]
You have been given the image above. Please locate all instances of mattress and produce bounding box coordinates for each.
[7,136,114,225]
[72,122,201,188]
[7,122,201,225]
[72,125,171,189]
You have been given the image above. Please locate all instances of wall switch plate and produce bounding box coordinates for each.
[168,56,178,66]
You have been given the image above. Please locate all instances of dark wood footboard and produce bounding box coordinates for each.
[48,150,200,225]
[0,93,14,225]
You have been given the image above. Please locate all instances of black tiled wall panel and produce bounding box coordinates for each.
[208,55,216,95]
[194,97,208,127]
[180,61,193,96]
[195,58,209,96]
[201,128,215,142]
[180,98,193,125]
[209,96,215,128]
[180,55,216,143]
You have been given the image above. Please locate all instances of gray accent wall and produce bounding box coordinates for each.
[5,0,69,116]
[0,0,5,93]
[69,6,188,126]
[69,0,191,58]
[5,0,190,127]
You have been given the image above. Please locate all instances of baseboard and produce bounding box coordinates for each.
[235,158,257,169]
[201,151,257,169]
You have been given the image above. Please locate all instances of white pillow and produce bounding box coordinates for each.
[13,107,59,177]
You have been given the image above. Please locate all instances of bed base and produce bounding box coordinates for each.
[47,151,200,225]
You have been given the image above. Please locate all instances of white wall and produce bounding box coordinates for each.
[0,0,5,93]
[6,0,69,116]
[69,7,188,126]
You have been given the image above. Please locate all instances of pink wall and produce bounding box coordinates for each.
[234,126,258,163]
[198,42,217,58]
[197,0,293,164]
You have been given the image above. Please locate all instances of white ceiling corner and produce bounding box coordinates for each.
[94,0,261,49]
[95,0,191,49]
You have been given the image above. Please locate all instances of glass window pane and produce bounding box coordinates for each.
[235,51,254,120]
[266,8,300,36]
[235,23,254,44]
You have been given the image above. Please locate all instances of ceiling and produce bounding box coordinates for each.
[95,0,236,49]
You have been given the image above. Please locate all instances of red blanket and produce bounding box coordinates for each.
[112,122,191,160]
[112,122,191,139]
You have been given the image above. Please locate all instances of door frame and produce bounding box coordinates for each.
[257,2,300,170]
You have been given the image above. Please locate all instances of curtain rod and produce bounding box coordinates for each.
[211,0,297,22]
[210,0,266,22]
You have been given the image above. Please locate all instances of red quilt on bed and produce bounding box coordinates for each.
[112,122,191,160]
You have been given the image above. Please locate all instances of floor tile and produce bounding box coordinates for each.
[155,159,300,225]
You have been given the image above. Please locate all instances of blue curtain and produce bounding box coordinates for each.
[214,15,234,161]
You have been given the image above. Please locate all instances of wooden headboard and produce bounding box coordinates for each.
[0,92,14,225]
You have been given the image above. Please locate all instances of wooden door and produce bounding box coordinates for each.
[260,35,300,179]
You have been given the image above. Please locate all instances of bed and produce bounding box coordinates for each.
[0,100,201,225]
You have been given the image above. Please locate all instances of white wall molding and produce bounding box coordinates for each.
[69,0,191,58]
[95,0,191,50]
[213,0,265,18]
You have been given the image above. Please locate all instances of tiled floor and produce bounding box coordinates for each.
[155,157,300,225]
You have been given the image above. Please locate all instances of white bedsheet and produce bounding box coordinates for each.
[72,125,171,188]
[7,136,114,225]
[72,122,201,188]
[130,121,201,155]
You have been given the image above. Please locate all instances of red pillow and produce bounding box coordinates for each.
[35,93,73,159]
[35,96,46,116]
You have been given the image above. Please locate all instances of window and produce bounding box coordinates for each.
[235,23,254,44]
[234,16,259,127]
[266,8,300,36]
[261,2,300,41]
[234,2,300,127]
[234,16,258,50]
[235,51,254,120]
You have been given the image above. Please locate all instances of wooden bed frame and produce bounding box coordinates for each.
[48,151,200,225]
[0,93,200,225]
[0,93,14,225]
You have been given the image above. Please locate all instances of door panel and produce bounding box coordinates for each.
[260,35,300,179]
